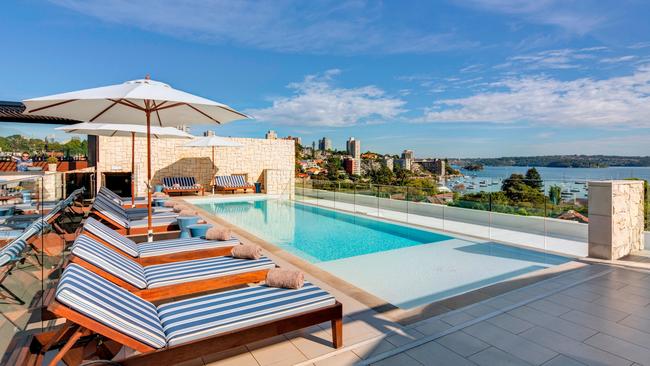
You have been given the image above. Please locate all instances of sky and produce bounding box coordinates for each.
[1,0,650,158]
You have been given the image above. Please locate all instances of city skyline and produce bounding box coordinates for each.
[1,1,650,157]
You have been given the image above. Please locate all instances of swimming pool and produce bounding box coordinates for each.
[196,198,570,308]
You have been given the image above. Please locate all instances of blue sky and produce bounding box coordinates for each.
[1,0,650,158]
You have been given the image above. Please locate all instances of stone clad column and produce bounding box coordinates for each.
[588,180,645,259]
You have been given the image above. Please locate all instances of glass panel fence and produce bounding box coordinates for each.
[0,172,82,362]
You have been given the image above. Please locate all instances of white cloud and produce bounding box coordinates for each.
[420,66,650,127]
[247,70,406,127]
[600,55,637,64]
[455,0,606,35]
[50,0,475,54]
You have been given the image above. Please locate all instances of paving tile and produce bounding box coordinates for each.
[481,296,516,309]
[413,318,452,336]
[371,352,423,366]
[384,328,424,347]
[203,346,259,366]
[464,321,557,365]
[546,293,629,322]
[526,299,571,316]
[486,313,534,334]
[352,338,396,360]
[519,326,631,366]
[559,287,602,302]
[469,346,532,366]
[439,311,475,326]
[541,355,587,366]
[313,350,361,366]
[406,340,476,366]
[246,335,308,366]
[464,303,499,318]
[559,310,650,350]
[592,294,650,312]
[618,314,650,334]
[584,332,650,365]
[619,284,650,299]
[436,331,489,357]
[508,306,598,341]
[288,327,341,359]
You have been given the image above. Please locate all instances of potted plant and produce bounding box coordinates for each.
[46,156,58,172]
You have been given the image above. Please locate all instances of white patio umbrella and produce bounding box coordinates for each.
[183,135,243,194]
[56,123,193,207]
[23,77,250,240]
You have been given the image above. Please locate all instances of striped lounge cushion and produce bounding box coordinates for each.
[92,195,129,227]
[163,177,197,189]
[0,239,26,266]
[56,264,167,349]
[158,282,336,346]
[144,256,275,288]
[98,186,124,205]
[137,236,239,258]
[82,217,139,257]
[71,235,147,289]
[215,175,248,188]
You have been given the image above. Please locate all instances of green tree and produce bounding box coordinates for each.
[549,185,562,205]
[325,156,342,180]
[524,167,543,191]
[501,173,544,203]
[369,165,394,185]
[394,166,412,185]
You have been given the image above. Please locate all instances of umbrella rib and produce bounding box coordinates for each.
[89,99,120,122]
[215,104,250,119]
[151,100,163,127]
[27,99,77,113]
[152,102,185,112]
[108,98,145,111]
[184,103,221,124]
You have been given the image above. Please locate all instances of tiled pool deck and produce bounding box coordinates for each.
[181,197,650,366]
[4,194,650,365]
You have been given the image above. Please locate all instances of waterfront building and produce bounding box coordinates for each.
[318,137,332,151]
[416,158,446,176]
[346,137,361,158]
[265,130,277,139]
[344,156,361,175]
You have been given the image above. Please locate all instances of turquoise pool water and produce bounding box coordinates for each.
[195,199,452,262]
[196,198,570,308]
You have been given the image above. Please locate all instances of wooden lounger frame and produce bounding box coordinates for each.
[68,254,272,302]
[90,210,178,236]
[215,184,256,194]
[28,298,342,366]
[163,187,205,196]
[82,231,238,266]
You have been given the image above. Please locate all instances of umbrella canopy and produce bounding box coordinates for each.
[55,122,193,139]
[56,123,193,207]
[23,77,250,240]
[183,135,243,194]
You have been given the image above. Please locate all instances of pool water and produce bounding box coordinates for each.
[196,198,570,308]
[196,199,451,262]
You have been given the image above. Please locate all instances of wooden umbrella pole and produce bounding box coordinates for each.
[131,132,136,208]
[212,146,215,194]
[146,107,153,241]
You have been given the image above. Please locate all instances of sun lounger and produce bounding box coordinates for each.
[162,176,204,196]
[68,234,274,301]
[81,217,239,265]
[215,175,255,193]
[97,187,173,216]
[98,186,148,207]
[28,264,341,366]
[91,195,178,235]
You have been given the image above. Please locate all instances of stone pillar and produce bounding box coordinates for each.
[263,169,295,198]
[588,180,645,259]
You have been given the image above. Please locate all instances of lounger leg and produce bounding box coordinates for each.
[331,317,343,348]
[46,326,89,366]
[0,284,24,305]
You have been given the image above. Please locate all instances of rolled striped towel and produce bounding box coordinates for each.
[179,209,198,216]
[206,227,231,241]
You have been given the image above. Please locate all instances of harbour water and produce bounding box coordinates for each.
[447,166,650,198]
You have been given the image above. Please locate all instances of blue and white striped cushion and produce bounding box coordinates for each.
[163,177,197,189]
[56,264,166,349]
[83,217,140,257]
[144,256,274,288]
[158,283,335,346]
[137,237,239,258]
[0,239,26,266]
[99,186,123,205]
[92,195,129,227]
[71,235,147,289]
[216,176,248,188]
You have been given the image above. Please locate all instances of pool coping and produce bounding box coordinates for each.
[186,197,589,325]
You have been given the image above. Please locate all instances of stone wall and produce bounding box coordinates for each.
[97,136,294,196]
[588,180,645,260]
[264,169,294,197]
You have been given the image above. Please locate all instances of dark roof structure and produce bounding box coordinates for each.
[0,101,80,124]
